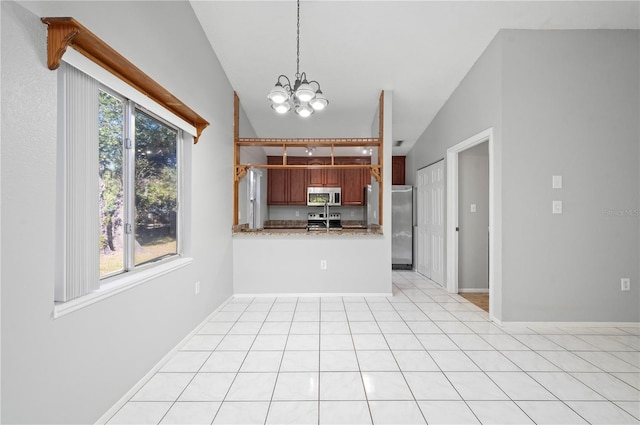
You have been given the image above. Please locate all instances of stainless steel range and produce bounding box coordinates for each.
[307,212,342,231]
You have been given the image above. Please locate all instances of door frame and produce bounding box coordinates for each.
[446,128,500,321]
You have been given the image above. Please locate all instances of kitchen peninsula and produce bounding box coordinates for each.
[232,91,392,296]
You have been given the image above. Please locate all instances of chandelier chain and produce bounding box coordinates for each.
[296,0,300,78]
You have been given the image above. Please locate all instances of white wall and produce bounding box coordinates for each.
[233,92,393,295]
[1,2,244,423]
[407,29,639,322]
[458,142,489,291]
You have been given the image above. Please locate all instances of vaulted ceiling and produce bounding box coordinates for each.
[191,1,639,154]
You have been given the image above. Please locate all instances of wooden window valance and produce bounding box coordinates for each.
[41,17,209,143]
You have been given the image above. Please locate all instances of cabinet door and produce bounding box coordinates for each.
[307,157,326,187]
[338,157,371,206]
[392,156,406,185]
[267,156,287,205]
[287,157,307,205]
[325,159,340,187]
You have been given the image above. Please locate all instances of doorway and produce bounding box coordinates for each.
[446,128,500,320]
[457,142,489,311]
[416,160,444,285]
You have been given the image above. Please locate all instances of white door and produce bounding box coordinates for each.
[416,161,444,284]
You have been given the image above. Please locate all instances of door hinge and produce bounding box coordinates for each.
[456,227,459,232]
[125,223,132,234]
[125,138,133,149]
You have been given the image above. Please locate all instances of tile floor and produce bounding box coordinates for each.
[106,271,640,424]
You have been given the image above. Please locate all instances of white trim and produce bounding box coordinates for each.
[62,49,197,137]
[233,293,394,298]
[94,294,234,425]
[458,288,490,294]
[493,319,640,328]
[446,128,500,321]
[53,258,193,318]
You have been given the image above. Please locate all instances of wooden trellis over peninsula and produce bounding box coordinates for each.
[233,92,385,226]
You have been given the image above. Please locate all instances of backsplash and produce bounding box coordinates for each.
[269,206,365,221]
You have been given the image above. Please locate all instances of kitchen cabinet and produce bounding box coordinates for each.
[337,156,371,206]
[268,156,308,205]
[392,156,406,185]
[308,157,340,187]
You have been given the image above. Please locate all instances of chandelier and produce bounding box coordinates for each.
[267,0,328,118]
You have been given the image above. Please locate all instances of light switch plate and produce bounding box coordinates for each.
[553,201,563,214]
[552,175,563,189]
[470,204,477,213]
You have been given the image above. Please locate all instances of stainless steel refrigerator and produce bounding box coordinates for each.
[392,185,413,269]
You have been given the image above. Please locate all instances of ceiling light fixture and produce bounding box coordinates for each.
[267,0,328,117]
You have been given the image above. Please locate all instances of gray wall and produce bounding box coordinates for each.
[1,2,243,423]
[458,142,489,291]
[407,29,640,322]
[500,30,639,321]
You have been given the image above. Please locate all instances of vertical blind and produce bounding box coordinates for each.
[55,62,100,302]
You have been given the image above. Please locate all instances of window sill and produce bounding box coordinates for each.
[53,257,193,319]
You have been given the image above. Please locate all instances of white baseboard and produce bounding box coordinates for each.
[492,318,640,328]
[233,293,393,298]
[458,288,489,294]
[94,295,234,425]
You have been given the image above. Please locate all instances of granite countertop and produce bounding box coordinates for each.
[233,221,383,236]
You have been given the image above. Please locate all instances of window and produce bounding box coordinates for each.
[56,62,189,306]
[98,90,180,279]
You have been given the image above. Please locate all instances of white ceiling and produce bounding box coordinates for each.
[191,1,639,154]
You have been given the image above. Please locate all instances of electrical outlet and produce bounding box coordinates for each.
[621,278,630,291]
[552,200,563,214]
[195,281,201,295]
[320,260,328,270]
[351,211,355,217]
[295,210,300,217]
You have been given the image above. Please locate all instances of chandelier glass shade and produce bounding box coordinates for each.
[267,0,328,117]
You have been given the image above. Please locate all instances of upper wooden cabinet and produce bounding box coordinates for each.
[267,156,371,206]
[392,156,406,185]
[337,157,371,206]
[308,157,340,187]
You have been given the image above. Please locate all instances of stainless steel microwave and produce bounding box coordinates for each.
[307,187,341,207]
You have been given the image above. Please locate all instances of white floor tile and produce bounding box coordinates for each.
[266,401,318,425]
[511,334,564,351]
[181,335,223,351]
[107,402,172,425]
[280,350,319,372]
[216,335,256,351]
[528,372,605,401]
[178,373,235,401]
[445,372,509,400]
[429,351,480,371]
[347,311,376,321]
[416,334,459,350]
[250,334,287,351]
[572,372,640,401]
[612,352,640,368]
[212,401,269,424]
[502,351,562,372]
[613,372,640,390]
[238,311,269,322]
[131,373,194,401]
[543,334,598,351]
[480,334,530,351]
[199,322,234,335]
[406,321,442,334]
[575,351,640,372]
[464,350,520,372]
[361,371,413,400]
[356,350,399,371]
[272,372,319,400]
[378,321,412,334]
[320,350,359,371]
[384,334,424,350]
[404,371,460,400]
[212,311,243,322]
[258,322,291,335]
[290,321,320,334]
[434,321,474,334]
[321,311,348,322]
[566,401,640,424]
[294,311,320,321]
[578,335,639,351]
[286,334,320,350]
[515,401,587,424]
[320,321,351,334]
[320,334,355,350]
[467,401,534,424]
[417,401,480,424]
[266,311,294,322]
[160,402,220,424]
[319,401,372,424]
[225,373,277,401]
[228,322,262,335]
[393,350,440,371]
[319,372,366,400]
[240,351,283,372]
[487,372,556,400]
[349,322,382,334]
[448,334,495,350]
[352,334,389,350]
[160,351,210,373]
[615,401,640,420]
[200,351,247,373]
[368,401,426,424]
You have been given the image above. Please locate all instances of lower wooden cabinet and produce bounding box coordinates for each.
[267,156,372,206]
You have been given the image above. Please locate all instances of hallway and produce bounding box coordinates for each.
[105,272,640,424]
